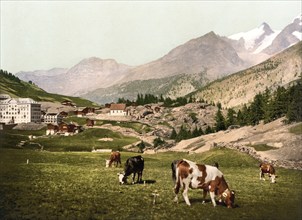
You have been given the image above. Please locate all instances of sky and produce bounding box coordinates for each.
[0,1,301,73]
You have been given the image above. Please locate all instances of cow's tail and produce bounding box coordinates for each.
[171,161,177,183]
[173,160,182,194]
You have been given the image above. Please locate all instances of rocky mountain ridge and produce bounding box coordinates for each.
[82,72,209,104]
[192,41,302,108]
[15,15,301,101]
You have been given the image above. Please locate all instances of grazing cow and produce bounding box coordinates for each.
[118,155,144,184]
[173,159,235,208]
[105,151,121,168]
[259,162,276,183]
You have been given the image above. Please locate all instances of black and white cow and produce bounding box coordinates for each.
[118,155,144,184]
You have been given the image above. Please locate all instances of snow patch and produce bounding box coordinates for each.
[292,31,302,40]
[253,30,281,54]
[229,23,276,51]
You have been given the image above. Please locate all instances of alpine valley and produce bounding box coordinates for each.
[16,15,302,105]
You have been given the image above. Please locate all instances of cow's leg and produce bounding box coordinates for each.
[260,171,265,181]
[132,172,136,184]
[138,171,143,183]
[271,174,276,183]
[209,185,217,207]
[202,190,207,204]
[182,178,191,206]
[173,178,181,203]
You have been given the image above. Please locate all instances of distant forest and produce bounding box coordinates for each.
[0,69,21,83]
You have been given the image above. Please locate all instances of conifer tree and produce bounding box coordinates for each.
[286,79,302,122]
[205,125,213,134]
[249,93,265,125]
[226,108,236,128]
[215,109,226,131]
[170,128,177,139]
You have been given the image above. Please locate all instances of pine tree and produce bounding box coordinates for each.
[205,125,213,134]
[215,109,226,131]
[226,108,236,128]
[270,87,288,119]
[249,93,265,125]
[170,128,177,139]
[286,79,302,122]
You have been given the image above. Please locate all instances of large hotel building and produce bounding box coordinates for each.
[0,94,41,124]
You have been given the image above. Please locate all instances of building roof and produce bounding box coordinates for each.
[110,103,126,111]
[45,113,60,116]
[0,97,38,104]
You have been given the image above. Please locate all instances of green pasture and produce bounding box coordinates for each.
[249,144,278,151]
[30,128,139,152]
[0,148,301,220]
[0,128,139,152]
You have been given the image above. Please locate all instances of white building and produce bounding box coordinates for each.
[109,103,127,116]
[0,95,41,124]
[43,113,63,124]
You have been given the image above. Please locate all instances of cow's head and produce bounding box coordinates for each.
[270,174,276,183]
[222,189,235,208]
[117,173,127,184]
[105,159,110,168]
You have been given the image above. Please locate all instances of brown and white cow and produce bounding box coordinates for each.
[105,151,121,168]
[259,162,276,183]
[173,159,235,208]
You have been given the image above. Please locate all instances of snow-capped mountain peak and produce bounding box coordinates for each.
[228,22,276,52]
[292,13,302,23]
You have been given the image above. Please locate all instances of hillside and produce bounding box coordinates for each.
[83,72,209,104]
[169,118,302,169]
[0,70,98,107]
[16,58,132,96]
[118,31,246,84]
[192,41,302,108]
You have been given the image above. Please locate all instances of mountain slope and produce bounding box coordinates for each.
[192,42,302,108]
[83,72,209,104]
[16,68,68,94]
[16,58,132,96]
[118,31,246,83]
[0,70,97,107]
[263,14,302,55]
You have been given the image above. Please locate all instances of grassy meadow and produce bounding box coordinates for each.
[0,148,301,220]
[0,128,139,152]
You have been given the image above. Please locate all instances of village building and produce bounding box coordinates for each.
[59,111,68,118]
[61,100,75,107]
[82,107,95,114]
[109,103,127,116]
[74,107,95,117]
[57,122,81,136]
[46,123,59,135]
[0,94,41,124]
[86,118,94,127]
[43,113,63,124]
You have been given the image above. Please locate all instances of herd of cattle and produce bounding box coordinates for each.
[105,151,277,208]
